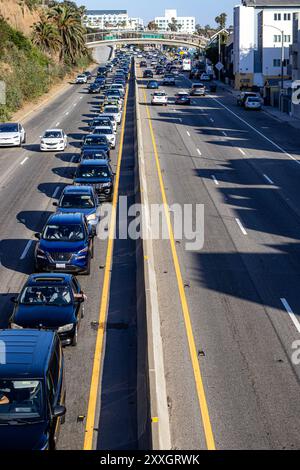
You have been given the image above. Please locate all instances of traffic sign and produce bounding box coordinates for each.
[215,62,224,71]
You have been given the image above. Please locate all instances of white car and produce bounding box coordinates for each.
[103,105,122,124]
[40,129,67,152]
[110,84,125,97]
[93,126,116,148]
[76,74,87,84]
[151,91,168,106]
[244,96,262,110]
[99,114,117,133]
[0,122,26,147]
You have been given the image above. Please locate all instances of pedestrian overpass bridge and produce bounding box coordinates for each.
[85,30,208,50]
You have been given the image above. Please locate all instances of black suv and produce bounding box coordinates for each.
[74,159,114,202]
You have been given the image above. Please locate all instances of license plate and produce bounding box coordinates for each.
[56,263,66,269]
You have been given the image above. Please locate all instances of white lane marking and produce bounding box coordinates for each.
[73,103,77,107]
[212,175,219,185]
[80,96,83,100]
[65,112,69,116]
[52,186,60,198]
[20,240,33,260]
[20,157,28,165]
[280,298,300,334]
[263,174,275,185]
[56,122,60,127]
[186,131,191,137]
[212,97,300,166]
[238,148,246,156]
[222,131,227,137]
[235,218,247,235]
[197,148,202,156]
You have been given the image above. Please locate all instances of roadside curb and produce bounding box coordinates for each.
[134,61,171,450]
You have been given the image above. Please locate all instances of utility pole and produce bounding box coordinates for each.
[264,25,285,111]
[218,33,221,81]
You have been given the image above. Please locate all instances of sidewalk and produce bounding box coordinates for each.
[214,80,300,130]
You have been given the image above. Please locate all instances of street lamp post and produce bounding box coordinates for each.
[264,24,285,108]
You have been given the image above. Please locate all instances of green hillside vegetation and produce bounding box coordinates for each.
[0,1,91,121]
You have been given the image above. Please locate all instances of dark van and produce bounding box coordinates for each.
[0,329,66,450]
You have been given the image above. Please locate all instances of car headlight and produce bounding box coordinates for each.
[36,248,47,259]
[59,140,64,144]
[58,323,74,333]
[102,182,112,188]
[77,246,89,255]
[10,323,23,330]
[87,213,97,222]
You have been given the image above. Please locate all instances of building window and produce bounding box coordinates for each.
[274,35,281,42]
[284,13,291,21]
[274,13,281,21]
[284,35,291,42]
[273,59,281,67]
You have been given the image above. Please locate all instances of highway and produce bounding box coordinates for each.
[136,63,300,449]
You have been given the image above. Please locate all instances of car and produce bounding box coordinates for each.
[75,74,87,84]
[53,185,99,229]
[155,66,165,75]
[140,60,147,68]
[147,80,159,89]
[81,134,110,159]
[151,91,168,106]
[97,66,107,76]
[0,122,26,147]
[0,329,66,450]
[175,91,191,105]
[190,83,206,96]
[189,68,202,80]
[200,73,211,81]
[74,159,114,202]
[143,69,153,79]
[102,97,122,113]
[237,91,260,107]
[244,96,262,110]
[98,113,117,133]
[83,71,92,81]
[89,117,114,133]
[80,148,109,163]
[35,212,95,275]
[110,83,125,97]
[103,105,122,125]
[40,129,67,152]
[163,74,176,86]
[88,83,101,94]
[9,273,85,347]
[92,126,116,148]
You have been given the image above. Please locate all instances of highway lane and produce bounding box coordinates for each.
[137,64,300,449]
[0,47,138,450]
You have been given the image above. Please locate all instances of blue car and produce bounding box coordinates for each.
[81,134,110,159]
[54,185,99,230]
[34,212,95,275]
[147,80,159,89]
[9,273,85,346]
[0,329,65,450]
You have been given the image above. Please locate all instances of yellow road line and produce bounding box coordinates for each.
[83,77,130,451]
[143,89,216,450]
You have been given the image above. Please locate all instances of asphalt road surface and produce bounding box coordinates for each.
[137,63,300,450]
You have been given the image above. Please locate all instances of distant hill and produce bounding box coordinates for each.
[0,0,41,36]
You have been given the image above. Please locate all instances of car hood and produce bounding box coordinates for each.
[0,421,48,450]
[14,304,75,328]
[0,132,19,139]
[74,177,111,184]
[39,239,87,252]
[42,138,61,143]
[58,207,96,217]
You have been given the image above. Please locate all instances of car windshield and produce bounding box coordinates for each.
[0,380,43,422]
[0,124,18,133]
[94,120,111,127]
[43,131,62,139]
[193,84,204,88]
[43,224,85,241]
[77,165,110,178]
[94,128,111,135]
[20,285,72,305]
[104,107,118,114]
[60,194,95,209]
[84,136,107,145]
[154,93,165,97]
[248,97,260,102]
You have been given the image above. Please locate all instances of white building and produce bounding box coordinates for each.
[83,10,144,31]
[233,0,300,89]
[154,9,195,34]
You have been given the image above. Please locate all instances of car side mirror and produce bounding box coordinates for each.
[53,405,66,418]
[35,233,41,240]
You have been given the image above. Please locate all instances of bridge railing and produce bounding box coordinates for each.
[84,30,207,47]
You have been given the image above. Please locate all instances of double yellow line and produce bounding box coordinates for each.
[83,78,129,450]
[143,89,216,450]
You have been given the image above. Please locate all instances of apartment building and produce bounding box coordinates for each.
[154,9,196,34]
[234,0,300,90]
[83,10,144,31]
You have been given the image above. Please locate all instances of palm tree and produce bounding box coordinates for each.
[215,13,227,30]
[31,19,61,55]
[47,4,87,63]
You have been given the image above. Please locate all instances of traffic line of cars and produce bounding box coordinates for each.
[0,51,132,450]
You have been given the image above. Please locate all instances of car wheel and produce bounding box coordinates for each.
[90,240,94,259]
[23,134,26,144]
[71,325,78,347]
[84,259,91,275]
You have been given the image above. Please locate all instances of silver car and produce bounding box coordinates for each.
[0,122,26,147]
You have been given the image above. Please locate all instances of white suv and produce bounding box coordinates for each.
[0,122,26,147]
[151,91,168,106]
[40,129,67,152]
[76,74,87,84]
[93,126,116,148]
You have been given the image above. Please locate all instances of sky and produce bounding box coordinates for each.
[76,0,239,26]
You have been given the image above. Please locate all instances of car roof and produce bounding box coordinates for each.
[44,128,63,133]
[80,159,109,166]
[26,273,73,286]
[0,329,55,379]
[62,185,94,195]
[47,212,84,224]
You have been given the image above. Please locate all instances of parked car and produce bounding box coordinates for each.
[75,74,87,84]
[34,212,95,275]
[151,91,168,106]
[40,129,67,152]
[54,185,99,229]
[237,91,260,107]
[0,329,66,450]
[175,91,191,105]
[143,69,154,79]
[9,273,85,347]
[74,159,114,202]
[0,122,26,147]
[244,96,262,110]
[190,83,206,96]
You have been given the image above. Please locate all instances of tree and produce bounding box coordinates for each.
[31,18,61,54]
[147,20,158,31]
[215,13,227,30]
[168,17,178,32]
